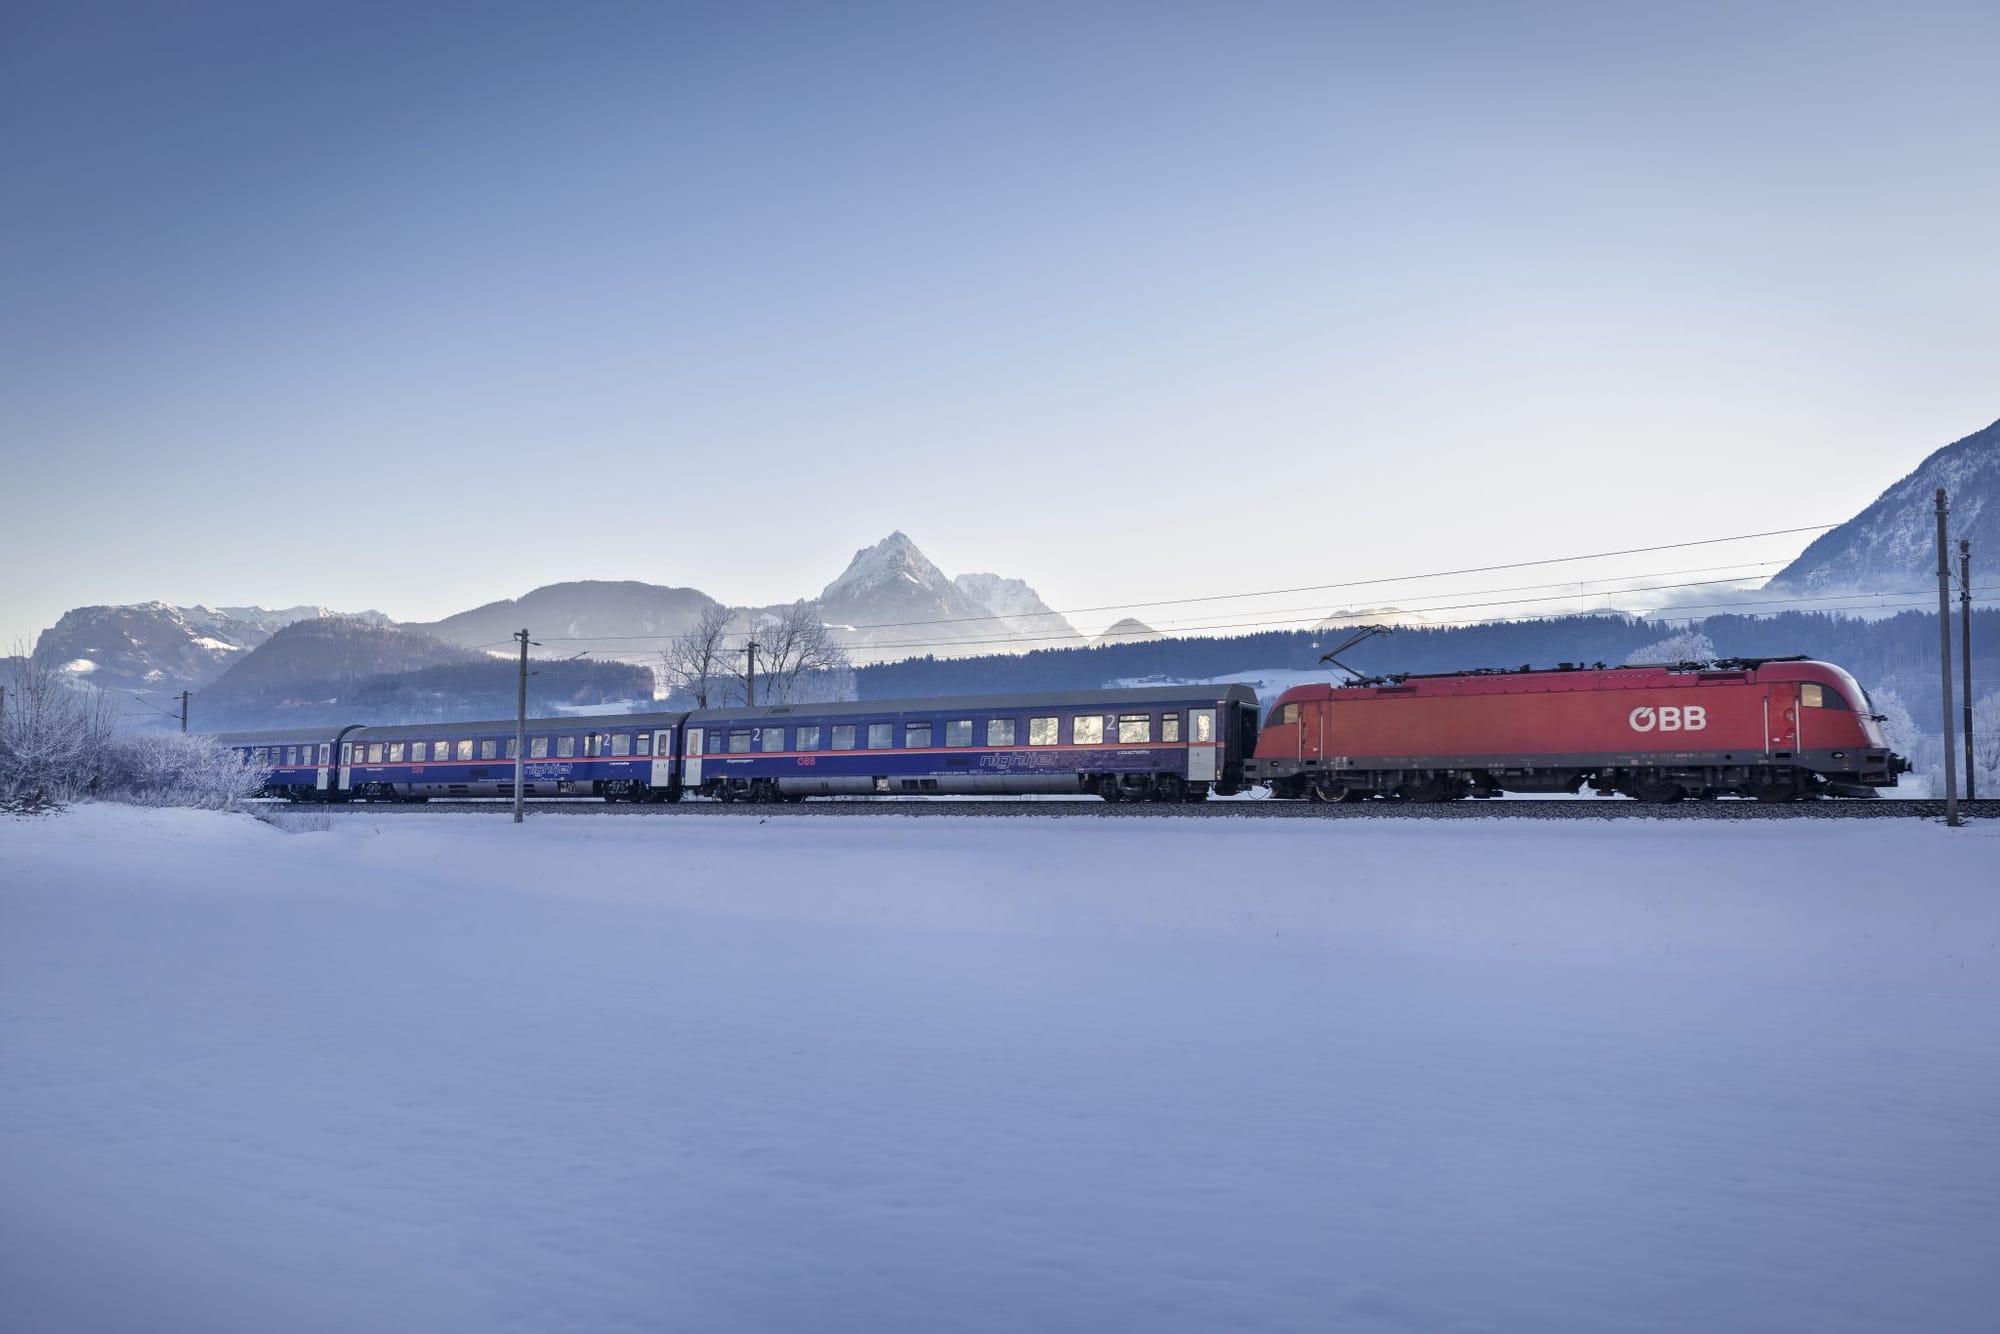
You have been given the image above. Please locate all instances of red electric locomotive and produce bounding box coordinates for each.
[1245,656,1907,803]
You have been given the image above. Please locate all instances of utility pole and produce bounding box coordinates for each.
[179,690,190,733]
[745,640,759,707]
[1962,539,1975,802]
[514,628,532,825]
[1935,489,1960,826]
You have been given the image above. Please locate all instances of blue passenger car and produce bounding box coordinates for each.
[339,712,690,801]
[684,686,1261,803]
[214,725,363,801]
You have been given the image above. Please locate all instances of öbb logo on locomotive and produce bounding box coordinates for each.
[1627,705,1706,733]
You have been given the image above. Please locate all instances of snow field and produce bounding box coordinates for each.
[3,805,1998,1333]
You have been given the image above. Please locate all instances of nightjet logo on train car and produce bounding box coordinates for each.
[1628,705,1707,733]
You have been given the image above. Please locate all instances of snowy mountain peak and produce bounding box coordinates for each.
[1096,617,1163,645]
[1768,417,1999,595]
[820,532,956,603]
[954,573,1051,622]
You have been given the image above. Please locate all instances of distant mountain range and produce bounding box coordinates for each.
[25,418,1997,724]
[31,602,392,696]
[27,532,1079,715]
[193,617,652,730]
[1766,416,1998,598]
[406,581,723,663]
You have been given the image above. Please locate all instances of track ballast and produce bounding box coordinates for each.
[285,797,1998,821]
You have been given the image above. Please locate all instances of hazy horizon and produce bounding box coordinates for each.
[5,1,1997,648]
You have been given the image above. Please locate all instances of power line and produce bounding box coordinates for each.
[524,523,1841,648]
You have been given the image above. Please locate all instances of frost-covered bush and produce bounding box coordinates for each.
[1623,629,1717,666]
[0,651,117,810]
[97,732,270,810]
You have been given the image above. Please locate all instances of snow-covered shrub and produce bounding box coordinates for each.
[0,651,118,810]
[97,732,270,810]
[1623,629,1717,666]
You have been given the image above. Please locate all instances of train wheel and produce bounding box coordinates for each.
[1400,774,1451,803]
[1153,776,1184,804]
[1626,778,1684,804]
[1098,777,1121,803]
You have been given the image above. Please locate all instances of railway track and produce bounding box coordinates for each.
[277,797,2000,821]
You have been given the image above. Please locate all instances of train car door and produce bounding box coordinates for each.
[1189,708,1219,782]
[684,728,704,786]
[315,742,331,792]
[651,730,676,788]
[1764,682,1798,757]
[338,740,355,792]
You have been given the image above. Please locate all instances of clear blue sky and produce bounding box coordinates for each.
[3,0,1996,647]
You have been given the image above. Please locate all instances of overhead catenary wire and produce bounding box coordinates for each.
[796,583,2000,657]
[524,522,1846,651]
[547,575,1993,659]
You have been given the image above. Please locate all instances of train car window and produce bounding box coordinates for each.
[284,747,297,766]
[434,741,448,760]
[367,744,384,763]
[411,742,427,762]
[255,748,269,764]
[453,740,472,761]
[388,743,404,763]
[1028,717,1058,746]
[476,739,493,760]
[729,730,752,753]
[868,723,894,750]
[1278,703,1299,724]
[1072,716,1104,745]
[1161,714,1181,743]
[760,727,785,752]
[504,738,518,759]
[944,719,973,746]
[987,718,1017,747]
[341,743,353,764]
[831,725,856,750]
[1117,714,1151,744]
[636,734,652,756]
[531,737,549,759]
[1800,683,1850,710]
[1194,713,1214,743]
[796,726,821,751]
[555,736,574,758]
[319,744,330,764]
[583,734,600,758]
[906,722,932,749]
[612,734,632,757]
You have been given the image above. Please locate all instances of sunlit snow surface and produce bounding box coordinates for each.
[3,806,1998,1333]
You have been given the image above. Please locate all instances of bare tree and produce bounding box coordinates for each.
[734,601,853,705]
[1971,690,2000,795]
[660,604,737,708]
[0,643,118,808]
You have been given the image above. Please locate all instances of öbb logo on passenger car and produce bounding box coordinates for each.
[1627,705,1706,733]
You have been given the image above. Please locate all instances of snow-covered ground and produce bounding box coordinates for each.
[4,806,1997,1333]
